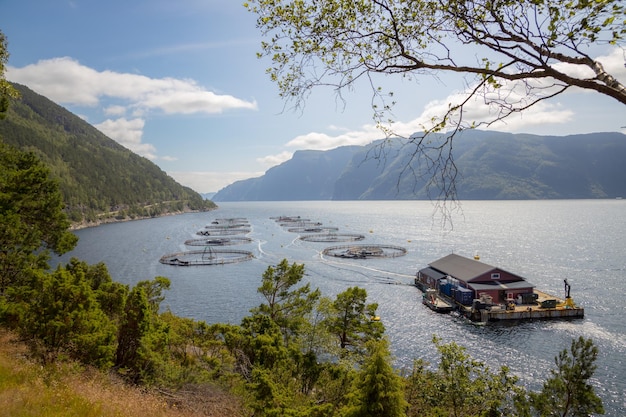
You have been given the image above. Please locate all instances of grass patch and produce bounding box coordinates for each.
[0,330,244,417]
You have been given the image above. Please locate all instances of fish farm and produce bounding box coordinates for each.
[270,216,309,222]
[162,213,409,266]
[299,232,365,242]
[204,224,249,230]
[322,244,407,259]
[279,221,322,228]
[197,228,251,236]
[159,248,254,266]
[272,215,407,258]
[160,217,254,266]
[287,226,339,233]
[184,236,253,246]
[211,217,249,224]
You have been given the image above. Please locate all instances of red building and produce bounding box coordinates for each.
[417,253,535,305]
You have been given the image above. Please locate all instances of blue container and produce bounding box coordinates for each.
[440,282,451,297]
[455,287,474,305]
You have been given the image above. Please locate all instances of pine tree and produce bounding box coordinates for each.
[0,142,77,294]
[531,337,604,417]
[343,338,407,417]
[115,278,171,383]
[324,287,384,358]
[12,266,116,368]
[251,258,320,343]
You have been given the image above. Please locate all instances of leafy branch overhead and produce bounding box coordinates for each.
[245,0,626,205]
[245,0,625,119]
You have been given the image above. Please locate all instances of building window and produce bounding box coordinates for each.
[491,273,500,279]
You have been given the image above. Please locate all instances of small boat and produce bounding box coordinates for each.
[422,289,454,313]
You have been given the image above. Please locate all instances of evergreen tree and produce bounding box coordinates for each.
[11,266,116,368]
[0,141,77,293]
[343,338,408,417]
[0,30,20,119]
[530,337,604,417]
[404,337,526,417]
[251,258,320,344]
[324,287,384,358]
[115,277,171,384]
[64,258,128,323]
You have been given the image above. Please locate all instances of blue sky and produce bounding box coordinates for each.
[3,1,625,193]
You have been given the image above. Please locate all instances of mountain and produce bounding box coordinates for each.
[213,130,626,201]
[0,83,215,226]
[213,146,361,201]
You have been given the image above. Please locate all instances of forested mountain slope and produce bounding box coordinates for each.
[214,130,626,201]
[0,83,215,226]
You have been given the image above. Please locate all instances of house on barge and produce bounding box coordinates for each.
[416,253,584,322]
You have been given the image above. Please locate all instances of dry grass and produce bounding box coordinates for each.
[0,330,246,417]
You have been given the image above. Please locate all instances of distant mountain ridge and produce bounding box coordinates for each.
[213,130,626,201]
[0,83,215,226]
[213,146,361,201]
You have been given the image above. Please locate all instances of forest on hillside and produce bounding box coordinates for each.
[0,83,215,225]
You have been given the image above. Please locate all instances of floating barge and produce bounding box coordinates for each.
[415,254,584,322]
[422,288,455,313]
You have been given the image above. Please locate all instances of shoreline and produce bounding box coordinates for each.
[69,206,218,231]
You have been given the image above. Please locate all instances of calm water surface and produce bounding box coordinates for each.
[59,200,626,416]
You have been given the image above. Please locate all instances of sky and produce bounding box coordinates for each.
[2,1,626,193]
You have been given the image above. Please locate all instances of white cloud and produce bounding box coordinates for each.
[410,88,574,133]
[168,170,265,193]
[285,125,382,150]
[104,105,127,116]
[94,117,157,159]
[7,57,258,114]
[258,71,582,169]
[551,48,626,82]
[256,151,294,167]
[6,57,258,160]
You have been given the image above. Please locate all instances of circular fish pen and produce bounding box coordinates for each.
[205,224,249,230]
[184,236,253,246]
[322,244,407,259]
[159,248,254,266]
[270,216,308,222]
[287,226,339,233]
[197,228,251,236]
[300,233,365,243]
[279,221,322,228]
[211,217,249,225]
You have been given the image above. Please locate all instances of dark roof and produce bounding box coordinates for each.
[429,253,527,283]
[429,253,496,281]
[469,281,535,291]
[419,267,447,280]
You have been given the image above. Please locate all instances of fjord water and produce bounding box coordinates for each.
[59,200,626,415]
